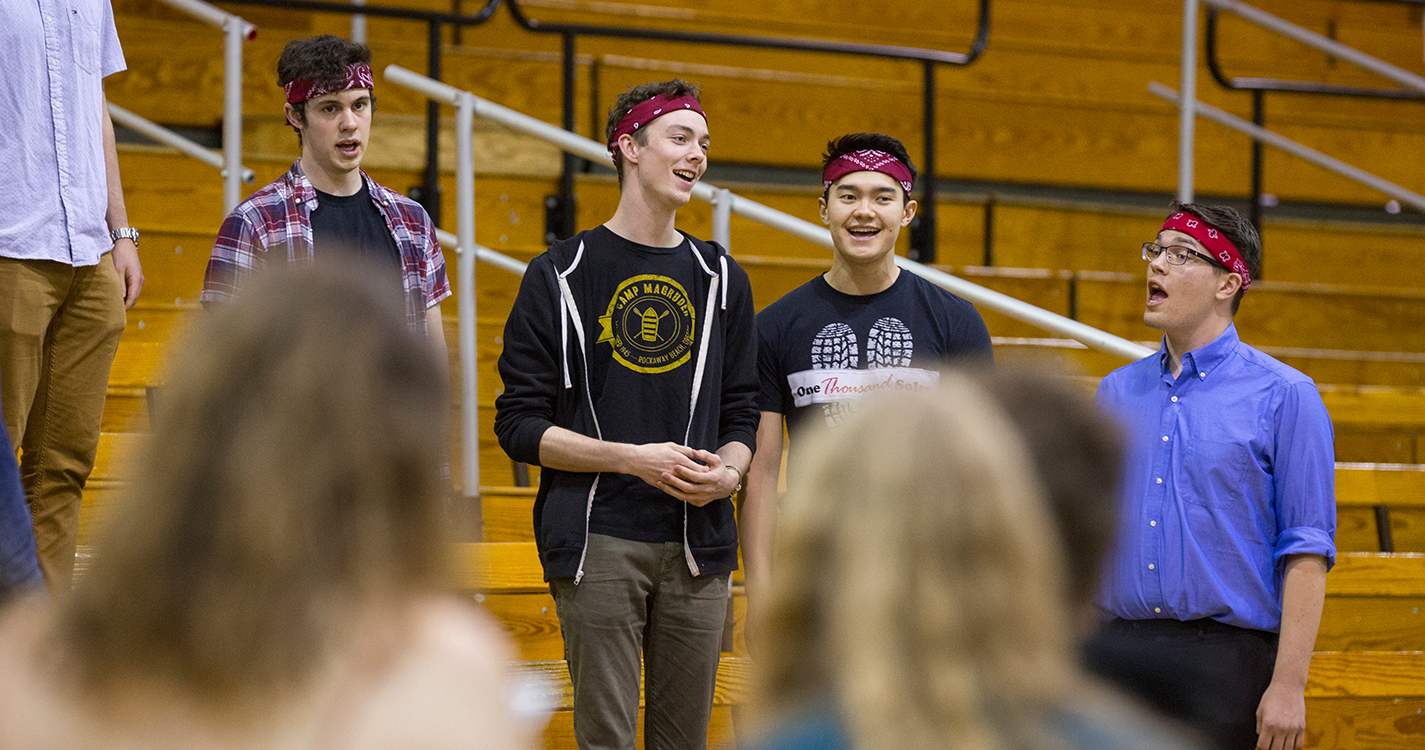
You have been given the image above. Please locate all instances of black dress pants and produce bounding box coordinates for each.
[1084,618,1279,750]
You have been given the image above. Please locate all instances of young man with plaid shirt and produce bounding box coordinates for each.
[202,35,449,349]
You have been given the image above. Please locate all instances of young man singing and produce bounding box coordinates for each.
[494,80,758,750]
[741,133,993,632]
[202,35,449,353]
[1090,204,1335,750]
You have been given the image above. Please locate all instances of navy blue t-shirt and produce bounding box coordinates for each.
[311,182,402,274]
[756,270,992,450]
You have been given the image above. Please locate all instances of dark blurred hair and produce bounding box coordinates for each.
[978,369,1125,605]
[1168,201,1261,315]
[821,133,918,203]
[605,79,701,186]
[55,263,450,708]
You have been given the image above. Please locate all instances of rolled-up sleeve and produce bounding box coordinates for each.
[1271,381,1337,570]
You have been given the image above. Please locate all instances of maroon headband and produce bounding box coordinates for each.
[1161,211,1252,291]
[608,94,707,159]
[822,150,914,194]
[285,63,375,105]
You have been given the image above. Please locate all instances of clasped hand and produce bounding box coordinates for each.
[626,443,733,507]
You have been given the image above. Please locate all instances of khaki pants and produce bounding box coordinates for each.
[550,533,730,750]
[0,256,126,592]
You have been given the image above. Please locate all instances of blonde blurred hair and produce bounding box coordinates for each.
[754,372,1077,750]
[53,264,450,710]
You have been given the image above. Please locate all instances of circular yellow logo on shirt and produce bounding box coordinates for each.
[597,274,696,374]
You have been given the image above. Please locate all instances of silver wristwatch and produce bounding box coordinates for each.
[110,227,140,247]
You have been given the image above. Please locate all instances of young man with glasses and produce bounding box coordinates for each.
[1090,203,1335,750]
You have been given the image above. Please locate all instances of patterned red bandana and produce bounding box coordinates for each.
[285,63,375,105]
[1161,211,1252,291]
[822,150,914,194]
[608,94,707,159]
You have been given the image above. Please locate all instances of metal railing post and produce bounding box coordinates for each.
[423,20,443,224]
[712,188,732,251]
[455,90,481,535]
[351,0,367,42]
[1178,0,1199,203]
[917,60,938,264]
[222,16,245,213]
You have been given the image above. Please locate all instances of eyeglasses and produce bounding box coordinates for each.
[1141,242,1226,269]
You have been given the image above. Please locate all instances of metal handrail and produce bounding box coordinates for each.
[1198,0,1425,228]
[1150,83,1425,213]
[433,229,529,276]
[108,104,256,185]
[152,0,256,212]
[1203,0,1425,98]
[386,63,1152,526]
[219,0,990,263]
[158,0,256,38]
[385,63,1151,357]
[505,0,992,263]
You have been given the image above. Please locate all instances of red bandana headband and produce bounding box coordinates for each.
[608,94,707,159]
[822,150,914,194]
[285,63,375,105]
[1161,211,1251,291]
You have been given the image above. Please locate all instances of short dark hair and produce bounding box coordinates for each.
[1168,201,1261,315]
[277,35,374,135]
[977,370,1125,606]
[821,133,918,203]
[604,79,701,186]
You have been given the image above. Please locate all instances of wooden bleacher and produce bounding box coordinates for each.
[91,1,1425,747]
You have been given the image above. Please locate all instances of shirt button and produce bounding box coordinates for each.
[1171,396,1178,402]
[1150,520,1157,527]
[1148,563,1156,570]
[295,198,303,204]
[1156,478,1163,484]
[1162,436,1169,442]
[1154,607,1162,614]
[1199,372,1206,378]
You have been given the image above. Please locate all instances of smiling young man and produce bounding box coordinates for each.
[1090,203,1335,750]
[740,133,992,635]
[202,36,449,351]
[494,80,758,750]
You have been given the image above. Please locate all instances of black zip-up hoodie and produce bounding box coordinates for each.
[494,226,759,582]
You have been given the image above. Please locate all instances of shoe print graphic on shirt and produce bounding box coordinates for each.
[788,317,937,427]
[811,322,859,427]
[866,317,913,368]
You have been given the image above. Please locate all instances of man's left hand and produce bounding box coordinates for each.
[658,449,735,507]
[1256,679,1306,750]
[111,238,144,309]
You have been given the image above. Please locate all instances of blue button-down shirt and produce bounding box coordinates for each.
[0,0,126,267]
[1094,325,1336,633]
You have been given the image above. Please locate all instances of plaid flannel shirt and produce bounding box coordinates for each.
[201,161,451,333]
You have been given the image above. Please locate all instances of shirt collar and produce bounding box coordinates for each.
[286,160,381,209]
[1158,324,1241,381]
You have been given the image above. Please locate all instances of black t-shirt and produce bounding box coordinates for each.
[756,270,993,456]
[311,181,403,274]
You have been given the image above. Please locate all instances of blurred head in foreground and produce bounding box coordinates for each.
[977,369,1125,622]
[59,262,449,708]
[753,372,1075,749]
